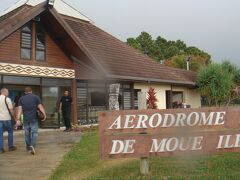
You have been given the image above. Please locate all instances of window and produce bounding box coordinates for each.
[172,91,183,103]
[120,83,133,110]
[134,89,141,109]
[3,75,40,85]
[35,23,46,61]
[90,92,106,106]
[76,82,107,125]
[166,91,184,109]
[21,22,32,60]
[172,91,184,108]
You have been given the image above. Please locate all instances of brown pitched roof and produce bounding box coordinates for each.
[0,3,197,86]
[61,15,197,85]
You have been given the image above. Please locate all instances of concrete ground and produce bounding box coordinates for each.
[0,129,82,180]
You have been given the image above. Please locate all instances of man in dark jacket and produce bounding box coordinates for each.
[59,90,72,132]
[16,87,46,155]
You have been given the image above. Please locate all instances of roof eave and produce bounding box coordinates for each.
[107,74,196,86]
[0,2,47,42]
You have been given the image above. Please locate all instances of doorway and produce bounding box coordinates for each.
[4,85,60,128]
[40,87,60,128]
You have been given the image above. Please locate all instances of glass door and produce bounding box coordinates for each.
[41,87,59,128]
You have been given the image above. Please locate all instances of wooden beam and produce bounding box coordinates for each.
[72,79,78,125]
[0,2,47,42]
[48,8,108,77]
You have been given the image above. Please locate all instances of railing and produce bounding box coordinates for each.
[77,105,106,125]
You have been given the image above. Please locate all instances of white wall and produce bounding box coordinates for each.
[134,83,201,109]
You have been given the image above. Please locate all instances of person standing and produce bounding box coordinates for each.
[0,88,17,154]
[16,87,46,155]
[59,90,72,132]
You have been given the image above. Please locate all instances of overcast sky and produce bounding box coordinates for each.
[1,0,240,65]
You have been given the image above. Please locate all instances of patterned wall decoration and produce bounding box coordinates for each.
[0,62,75,79]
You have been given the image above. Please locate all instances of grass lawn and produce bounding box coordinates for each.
[50,131,240,180]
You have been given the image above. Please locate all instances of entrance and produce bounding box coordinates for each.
[1,75,73,128]
[4,85,60,128]
[40,87,60,128]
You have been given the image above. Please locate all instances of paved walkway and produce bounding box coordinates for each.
[0,129,82,180]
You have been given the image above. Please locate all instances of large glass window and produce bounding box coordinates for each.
[77,81,107,125]
[21,22,32,60]
[41,87,59,128]
[3,75,40,85]
[42,78,71,87]
[76,82,135,124]
[35,23,46,61]
[90,91,106,106]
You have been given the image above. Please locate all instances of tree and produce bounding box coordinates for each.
[164,55,186,69]
[165,46,179,59]
[126,31,211,71]
[164,55,208,72]
[126,38,141,50]
[175,40,187,52]
[221,61,240,84]
[221,61,240,105]
[127,32,163,61]
[196,63,234,106]
[147,87,158,109]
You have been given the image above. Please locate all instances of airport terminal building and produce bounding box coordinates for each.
[0,0,200,128]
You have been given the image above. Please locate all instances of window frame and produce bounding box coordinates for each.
[35,23,46,61]
[172,91,184,103]
[20,22,32,60]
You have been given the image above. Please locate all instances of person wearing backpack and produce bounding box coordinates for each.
[0,88,17,154]
[16,87,46,155]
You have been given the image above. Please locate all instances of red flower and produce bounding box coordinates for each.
[147,87,158,109]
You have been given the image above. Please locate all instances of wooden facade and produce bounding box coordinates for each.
[0,19,77,127]
[0,22,74,69]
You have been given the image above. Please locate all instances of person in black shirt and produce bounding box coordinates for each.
[59,90,72,131]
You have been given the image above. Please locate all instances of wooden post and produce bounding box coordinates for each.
[72,79,78,125]
[138,92,149,175]
[140,157,149,175]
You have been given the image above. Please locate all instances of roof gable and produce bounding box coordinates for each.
[0,1,197,85]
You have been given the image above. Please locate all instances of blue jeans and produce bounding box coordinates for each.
[0,120,14,151]
[24,120,38,150]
